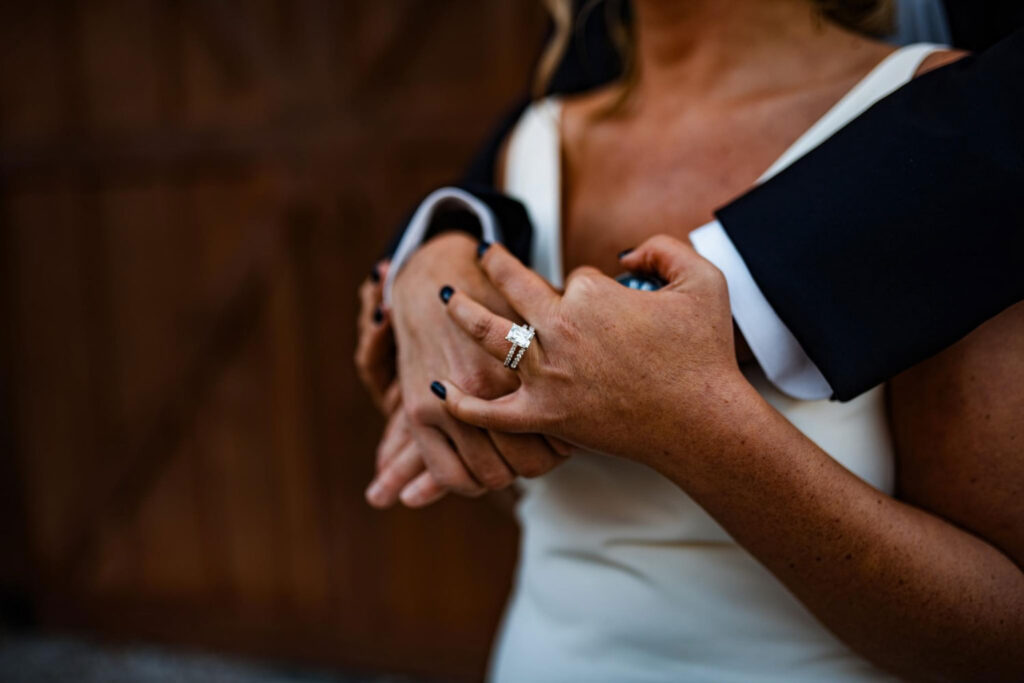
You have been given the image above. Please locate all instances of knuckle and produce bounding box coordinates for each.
[514,457,549,479]
[443,392,463,416]
[375,466,401,490]
[696,261,725,289]
[431,469,454,488]
[648,233,678,250]
[468,314,494,343]
[437,471,479,496]
[465,484,488,498]
[375,435,402,467]
[480,468,514,490]
[566,267,604,297]
[566,265,599,284]
[482,254,503,277]
[455,368,497,397]
[407,400,435,425]
[433,471,461,491]
[487,250,510,274]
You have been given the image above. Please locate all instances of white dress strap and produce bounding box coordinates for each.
[503,98,565,287]
[758,43,943,181]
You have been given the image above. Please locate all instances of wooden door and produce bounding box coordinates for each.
[0,1,547,679]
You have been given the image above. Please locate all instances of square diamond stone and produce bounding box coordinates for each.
[506,324,534,346]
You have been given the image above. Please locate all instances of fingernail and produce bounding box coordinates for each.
[430,381,446,400]
[369,263,381,283]
[366,481,383,505]
[400,481,425,506]
[618,248,634,259]
[477,241,492,259]
[439,285,454,304]
[373,306,383,324]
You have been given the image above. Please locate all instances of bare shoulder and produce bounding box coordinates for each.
[915,48,970,76]
[889,301,1024,563]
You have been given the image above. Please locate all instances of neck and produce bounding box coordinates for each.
[630,0,858,101]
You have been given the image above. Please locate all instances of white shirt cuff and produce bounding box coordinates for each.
[689,220,833,400]
[383,187,502,305]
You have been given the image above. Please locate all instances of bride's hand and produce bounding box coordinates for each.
[434,236,754,463]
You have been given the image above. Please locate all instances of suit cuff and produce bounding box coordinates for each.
[384,187,502,304]
[689,220,833,400]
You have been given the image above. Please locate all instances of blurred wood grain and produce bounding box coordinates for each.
[0,1,547,679]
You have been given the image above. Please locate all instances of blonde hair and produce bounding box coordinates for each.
[533,0,895,100]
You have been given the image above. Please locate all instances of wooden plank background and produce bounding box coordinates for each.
[0,1,548,679]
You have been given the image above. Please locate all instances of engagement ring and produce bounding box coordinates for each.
[504,323,535,370]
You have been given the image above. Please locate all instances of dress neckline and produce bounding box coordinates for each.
[502,43,944,288]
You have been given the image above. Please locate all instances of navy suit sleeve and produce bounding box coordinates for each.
[715,28,1024,401]
[942,0,1024,51]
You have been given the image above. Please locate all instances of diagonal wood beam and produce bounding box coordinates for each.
[182,0,290,90]
[54,215,293,587]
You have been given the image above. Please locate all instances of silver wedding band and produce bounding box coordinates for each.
[504,324,535,370]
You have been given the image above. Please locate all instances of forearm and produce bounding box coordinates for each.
[648,382,1024,681]
[435,235,1024,678]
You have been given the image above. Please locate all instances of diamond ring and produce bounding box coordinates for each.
[504,324,535,370]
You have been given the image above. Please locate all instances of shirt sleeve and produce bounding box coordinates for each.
[383,188,501,304]
[383,186,535,305]
[689,220,834,400]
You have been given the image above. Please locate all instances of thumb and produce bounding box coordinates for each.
[619,234,708,288]
[432,380,536,434]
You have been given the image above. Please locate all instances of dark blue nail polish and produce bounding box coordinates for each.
[477,241,492,259]
[369,263,381,283]
[430,381,446,400]
[618,248,635,259]
[439,285,454,304]
[373,306,383,323]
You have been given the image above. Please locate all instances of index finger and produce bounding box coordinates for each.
[478,242,559,322]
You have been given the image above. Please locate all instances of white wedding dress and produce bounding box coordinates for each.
[489,44,944,683]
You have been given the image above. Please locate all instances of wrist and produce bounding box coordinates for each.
[392,232,478,298]
[639,369,769,480]
[400,230,478,271]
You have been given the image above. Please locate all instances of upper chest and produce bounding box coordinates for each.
[557,85,860,273]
